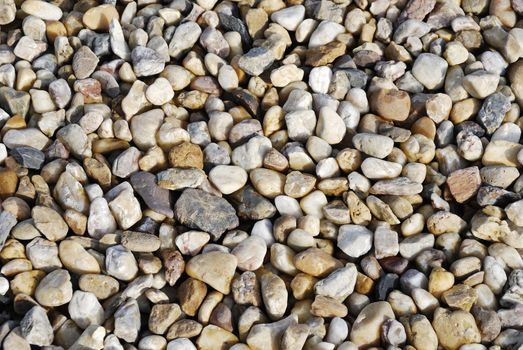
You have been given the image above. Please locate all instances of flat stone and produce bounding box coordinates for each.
[175,188,239,239]
[447,166,482,203]
[157,168,206,190]
[370,177,423,195]
[130,171,173,217]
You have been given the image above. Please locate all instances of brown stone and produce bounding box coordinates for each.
[311,295,348,317]
[161,249,185,286]
[0,168,18,198]
[293,248,343,278]
[305,42,347,67]
[447,166,481,203]
[370,88,411,121]
[168,141,204,169]
[178,278,208,317]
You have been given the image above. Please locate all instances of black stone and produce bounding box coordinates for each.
[130,171,174,218]
[218,13,252,48]
[477,92,511,134]
[225,88,260,118]
[175,188,239,240]
[379,256,409,275]
[11,146,45,169]
[375,273,399,301]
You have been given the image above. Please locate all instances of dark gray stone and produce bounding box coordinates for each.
[11,146,45,169]
[477,92,511,134]
[130,171,173,218]
[0,86,30,117]
[218,13,251,48]
[375,273,399,300]
[230,185,276,220]
[175,188,239,239]
[477,186,521,207]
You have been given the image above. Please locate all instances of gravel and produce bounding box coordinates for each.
[0,0,523,349]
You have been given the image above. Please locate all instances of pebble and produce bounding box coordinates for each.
[186,251,238,294]
[21,0,63,21]
[209,165,248,194]
[34,269,73,307]
[20,305,53,346]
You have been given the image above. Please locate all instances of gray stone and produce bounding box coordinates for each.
[20,306,53,346]
[131,47,165,77]
[0,211,17,250]
[175,188,239,239]
[130,171,174,218]
[11,146,45,169]
[477,92,512,134]
[72,46,99,79]
[238,47,275,76]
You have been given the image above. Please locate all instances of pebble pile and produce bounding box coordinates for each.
[0,0,523,349]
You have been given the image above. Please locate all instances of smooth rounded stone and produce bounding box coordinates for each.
[121,231,161,252]
[309,21,345,48]
[114,299,141,343]
[0,275,9,294]
[462,70,500,99]
[175,231,210,256]
[315,263,358,301]
[361,158,402,179]
[21,0,62,21]
[20,305,53,346]
[169,22,202,59]
[482,140,523,167]
[83,4,119,31]
[270,5,305,31]
[130,109,164,151]
[78,274,119,300]
[480,166,519,188]
[300,190,328,218]
[3,128,49,151]
[56,124,91,158]
[69,325,105,350]
[316,107,346,144]
[186,251,237,294]
[411,288,439,314]
[209,165,248,194]
[26,238,61,271]
[0,0,15,25]
[350,301,395,347]
[31,206,68,241]
[138,335,167,350]
[68,291,104,329]
[432,308,481,350]
[411,53,448,90]
[59,240,100,275]
[250,168,285,198]
[260,271,288,320]
[87,197,117,239]
[492,122,521,143]
[196,325,238,350]
[146,77,174,106]
[352,133,394,158]
[108,188,142,230]
[175,188,239,240]
[105,244,138,281]
[132,46,165,77]
[167,338,197,350]
[232,135,272,170]
[231,236,267,271]
[274,195,303,218]
[294,248,343,277]
[285,110,317,142]
[309,66,333,94]
[506,199,523,226]
[337,225,373,258]
[35,269,73,307]
[270,64,304,87]
[217,65,239,91]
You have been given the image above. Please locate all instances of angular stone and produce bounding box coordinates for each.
[20,306,53,346]
[32,206,68,241]
[11,147,45,169]
[131,46,165,77]
[447,166,481,203]
[432,308,481,350]
[477,92,511,134]
[130,171,173,217]
[175,188,239,239]
[72,46,99,79]
[186,251,238,294]
[157,168,206,190]
[114,299,141,343]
